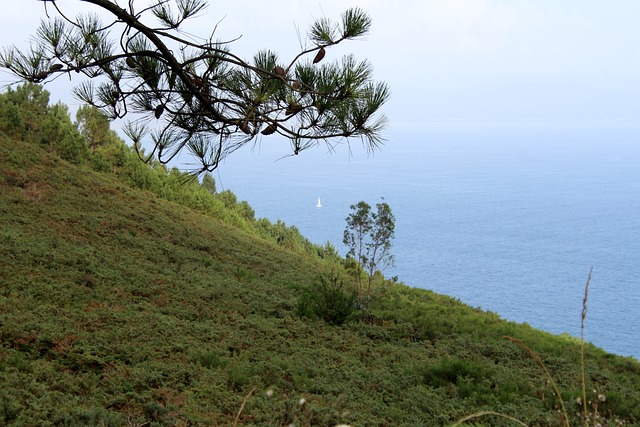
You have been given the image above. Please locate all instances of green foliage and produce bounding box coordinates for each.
[217,189,238,209]
[256,218,314,253]
[235,200,256,222]
[422,357,491,388]
[2,106,640,425]
[344,201,372,261]
[298,272,357,325]
[1,3,389,172]
[193,350,227,370]
[76,104,122,151]
[316,241,340,260]
[0,83,87,162]
[0,82,49,141]
[201,172,216,194]
[343,198,396,305]
[0,89,327,254]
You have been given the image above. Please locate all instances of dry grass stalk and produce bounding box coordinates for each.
[451,410,528,426]
[581,268,593,426]
[504,335,570,427]
[233,387,256,427]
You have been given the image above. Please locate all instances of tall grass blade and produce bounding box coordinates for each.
[504,336,570,427]
[451,410,528,426]
[581,268,593,426]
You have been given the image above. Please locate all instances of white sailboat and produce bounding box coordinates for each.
[316,197,322,208]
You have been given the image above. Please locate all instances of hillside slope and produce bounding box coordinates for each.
[1,136,640,426]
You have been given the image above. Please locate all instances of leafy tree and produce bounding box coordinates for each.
[235,200,255,222]
[76,104,122,150]
[1,0,389,173]
[0,83,50,143]
[343,201,372,288]
[75,105,132,172]
[343,199,395,304]
[201,172,216,195]
[42,102,87,163]
[216,189,238,210]
[0,83,86,162]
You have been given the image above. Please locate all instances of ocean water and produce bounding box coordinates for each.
[214,122,640,359]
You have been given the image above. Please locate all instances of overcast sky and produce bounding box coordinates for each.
[2,0,640,128]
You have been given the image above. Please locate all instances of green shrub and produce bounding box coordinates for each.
[235,200,255,221]
[298,272,356,325]
[422,357,491,388]
[226,363,252,391]
[0,394,20,424]
[193,350,226,369]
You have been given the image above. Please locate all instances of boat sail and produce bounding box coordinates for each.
[316,197,322,208]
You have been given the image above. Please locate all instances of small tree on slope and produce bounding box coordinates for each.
[343,199,395,307]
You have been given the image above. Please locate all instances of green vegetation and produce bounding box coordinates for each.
[1,86,640,425]
[1,2,389,173]
[0,84,324,256]
[297,271,357,326]
[343,199,396,307]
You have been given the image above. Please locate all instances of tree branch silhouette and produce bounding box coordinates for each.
[1,0,389,173]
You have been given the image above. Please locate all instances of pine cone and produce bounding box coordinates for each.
[261,122,277,135]
[34,71,49,81]
[154,105,164,119]
[239,120,251,134]
[285,104,303,115]
[312,47,326,64]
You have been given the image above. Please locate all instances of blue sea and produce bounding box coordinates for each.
[213,122,640,359]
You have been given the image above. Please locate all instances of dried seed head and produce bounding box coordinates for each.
[274,66,285,77]
[49,63,63,71]
[312,47,326,64]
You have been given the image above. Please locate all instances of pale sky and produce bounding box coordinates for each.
[2,0,640,128]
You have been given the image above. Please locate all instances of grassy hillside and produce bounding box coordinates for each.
[1,135,640,426]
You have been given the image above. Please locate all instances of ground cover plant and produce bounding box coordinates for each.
[1,103,640,425]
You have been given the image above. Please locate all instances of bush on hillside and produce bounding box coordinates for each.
[298,271,357,325]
